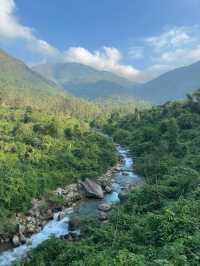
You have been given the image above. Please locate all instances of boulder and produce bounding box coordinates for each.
[56,187,63,195]
[118,191,129,202]
[46,209,53,220]
[16,223,26,235]
[115,167,121,172]
[98,203,111,212]
[19,233,26,244]
[122,172,129,176]
[80,178,104,199]
[26,224,35,234]
[105,186,112,193]
[98,211,108,221]
[26,238,32,246]
[12,235,20,246]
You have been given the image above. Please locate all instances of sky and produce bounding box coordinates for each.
[0,0,200,82]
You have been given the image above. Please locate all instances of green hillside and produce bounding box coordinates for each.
[0,49,62,97]
[25,89,200,266]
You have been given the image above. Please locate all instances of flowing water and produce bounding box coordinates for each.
[0,146,140,266]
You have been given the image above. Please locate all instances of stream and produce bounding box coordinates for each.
[0,146,140,266]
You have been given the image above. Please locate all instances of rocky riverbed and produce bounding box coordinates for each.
[0,153,123,249]
[0,146,140,266]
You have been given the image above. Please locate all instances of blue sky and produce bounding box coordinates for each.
[0,0,200,82]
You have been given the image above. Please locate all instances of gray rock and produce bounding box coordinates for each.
[46,209,53,220]
[118,191,129,202]
[26,238,32,245]
[98,203,111,212]
[12,235,20,246]
[16,224,26,235]
[98,211,108,221]
[19,233,26,244]
[105,186,112,193]
[122,172,129,176]
[80,178,104,199]
[26,224,35,234]
[56,187,63,195]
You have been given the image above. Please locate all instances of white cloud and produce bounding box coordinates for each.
[0,0,60,60]
[0,0,142,81]
[1,1,200,83]
[64,46,141,81]
[140,26,200,80]
[145,27,192,51]
[159,46,200,64]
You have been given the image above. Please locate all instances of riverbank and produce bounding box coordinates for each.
[0,146,140,266]
[0,150,123,249]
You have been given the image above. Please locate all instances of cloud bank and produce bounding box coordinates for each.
[63,47,141,81]
[0,0,141,81]
[141,26,200,79]
[0,0,60,60]
[1,0,200,82]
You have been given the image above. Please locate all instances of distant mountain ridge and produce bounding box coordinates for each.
[2,47,200,105]
[33,60,200,104]
[32,62,137,100]
[135,61,200,104]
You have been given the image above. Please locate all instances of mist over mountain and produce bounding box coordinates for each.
[32,62,137,100]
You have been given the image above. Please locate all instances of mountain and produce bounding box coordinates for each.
[32,62,136,100]
[33,61,200,104]
[0,49,62,97]
[135,61,200,104]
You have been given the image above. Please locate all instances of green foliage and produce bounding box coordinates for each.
[0,106,117,234]
[23,89,200,266]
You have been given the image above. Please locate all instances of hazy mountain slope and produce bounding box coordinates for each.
[32,62,133,86]
[32,62,136,100]
[0,49,62,96]
[63,80,137,100]
[135,61,200,104]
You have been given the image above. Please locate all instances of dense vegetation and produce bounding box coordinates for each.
[23,89,200,266]
[0,105,117,236]
[0,49,150,239]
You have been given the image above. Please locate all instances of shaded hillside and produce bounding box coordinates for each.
[135,61,200,104]
[33,62,137,100]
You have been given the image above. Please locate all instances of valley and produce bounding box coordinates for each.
[0,47,200,266]
[0,146,140,266]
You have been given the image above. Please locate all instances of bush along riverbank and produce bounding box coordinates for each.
[22,90,200,266]
[0,146,141,266]
[0,106,117,248]
[4,159,123,248]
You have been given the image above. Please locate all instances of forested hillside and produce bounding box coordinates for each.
[24,89,200,266]
[0,49,149,250]
[0,49,62,97]
[0,105,117,237]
